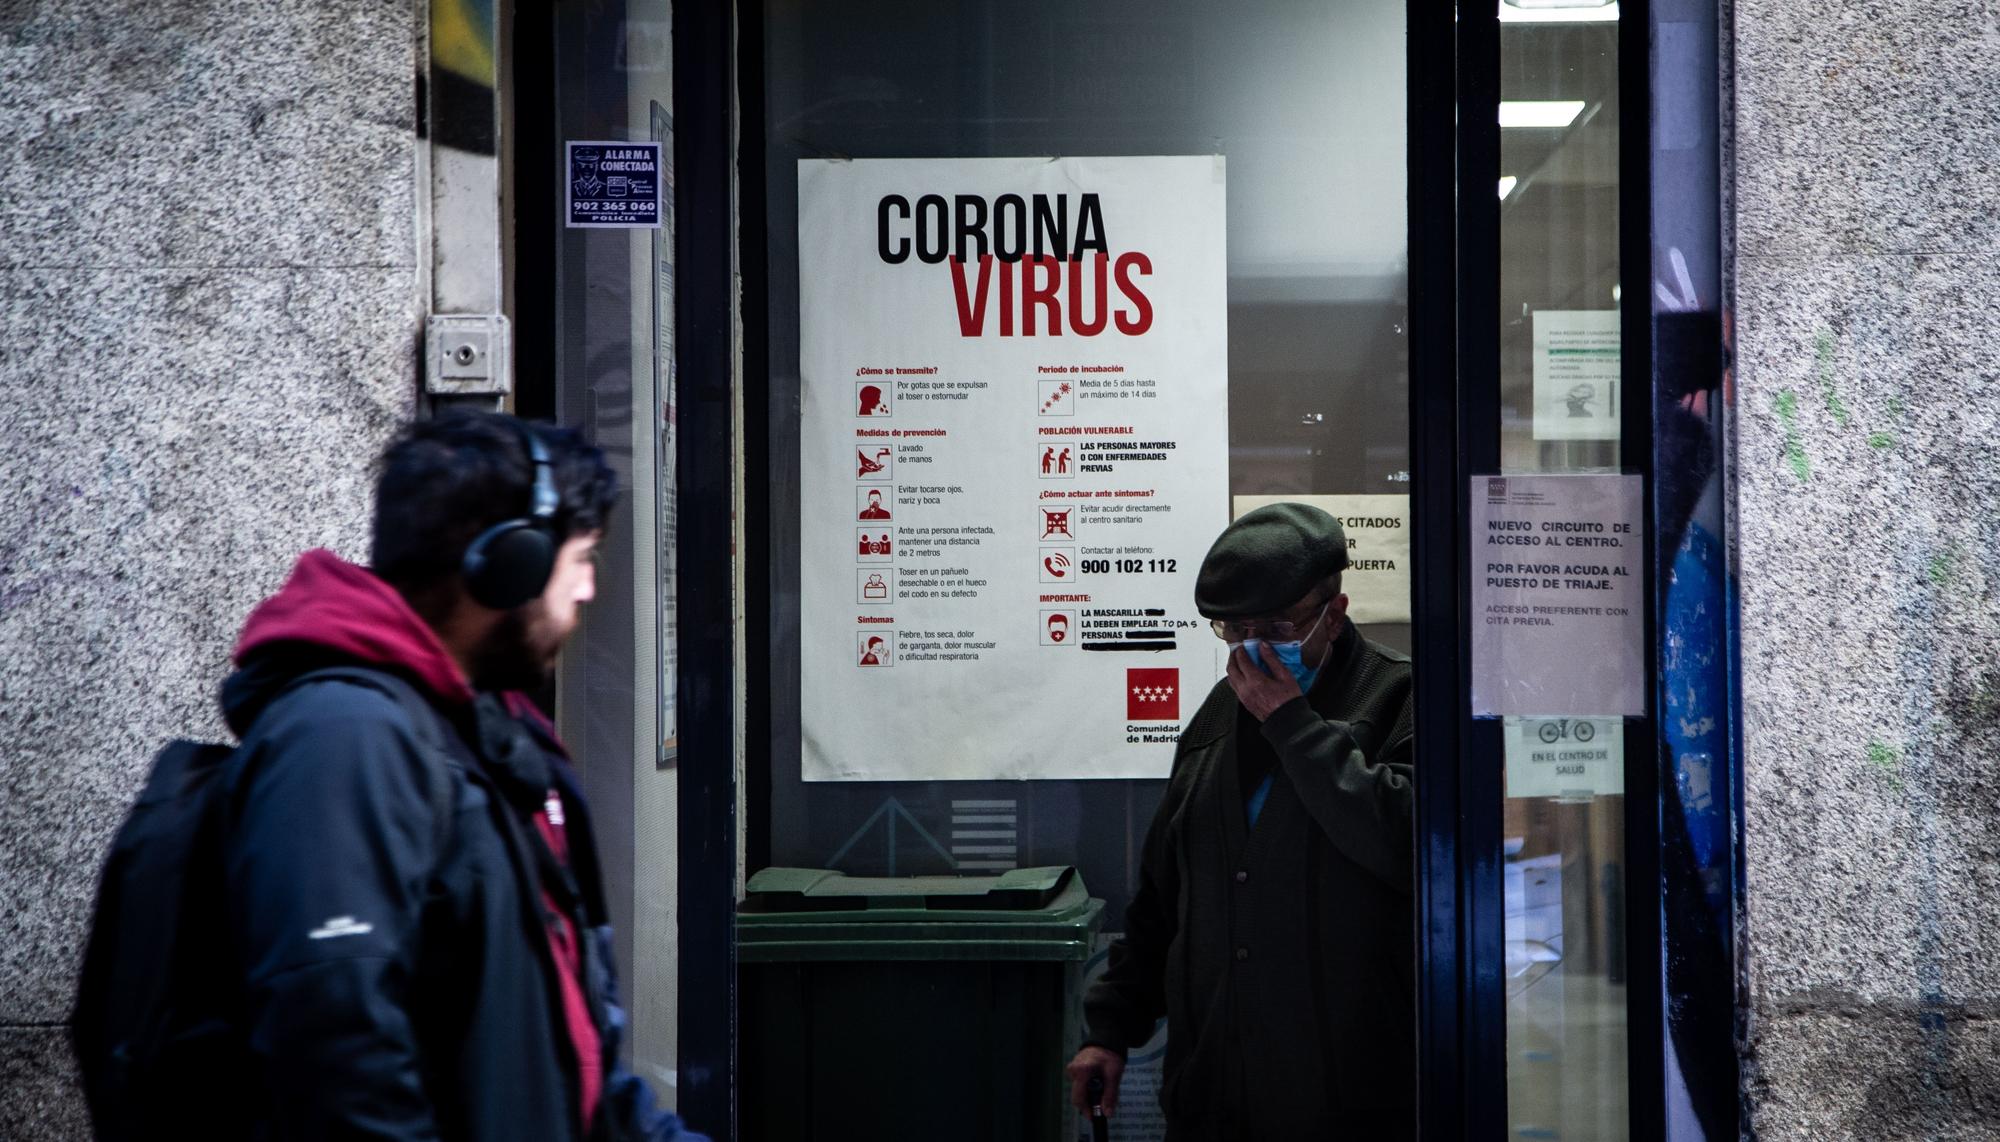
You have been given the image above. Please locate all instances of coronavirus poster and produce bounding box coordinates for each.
[799,156,1229,782]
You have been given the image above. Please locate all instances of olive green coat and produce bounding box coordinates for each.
[1082,620,1416,1139]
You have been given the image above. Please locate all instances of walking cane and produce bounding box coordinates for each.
[1086,1075,1110,1142]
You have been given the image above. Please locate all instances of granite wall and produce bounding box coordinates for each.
[0,2,420,1135]
[1735,1,2000,1137]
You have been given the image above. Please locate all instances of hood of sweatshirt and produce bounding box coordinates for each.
[220,549,476,735]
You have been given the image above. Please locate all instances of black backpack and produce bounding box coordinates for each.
[71,667,453,1140]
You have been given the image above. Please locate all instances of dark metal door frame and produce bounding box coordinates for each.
[1405,0,1490,1133]
[673,1,740,1137]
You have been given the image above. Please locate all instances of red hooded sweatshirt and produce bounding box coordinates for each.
[233,549,603,1133]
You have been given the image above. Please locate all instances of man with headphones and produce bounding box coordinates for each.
[214,411,705,1141]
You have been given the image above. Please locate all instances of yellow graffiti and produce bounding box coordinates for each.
[433,0,495,87]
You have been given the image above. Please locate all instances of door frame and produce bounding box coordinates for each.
[672,0,741,1136]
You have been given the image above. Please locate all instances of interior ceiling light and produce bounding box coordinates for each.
[1498,176,1519,199]
[1499,1,1620,21]
[1499,100,1587,128]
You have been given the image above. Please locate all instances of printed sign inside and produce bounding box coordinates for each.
[798,156,1230,781]
[567,141,662,229]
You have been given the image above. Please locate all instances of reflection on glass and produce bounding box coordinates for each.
[1498,3,1628,1139]
[547,0,679,1096]
[758,1,1412,1136]
[761,0,1409,927]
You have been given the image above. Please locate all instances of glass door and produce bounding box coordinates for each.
[1419,2,1660,1138]
[744,0,1418,1138]
[524,0,684,1110]
[1496,7,1631,1140]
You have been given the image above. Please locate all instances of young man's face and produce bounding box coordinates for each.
[468,532,600,692]
[534,531,601,647]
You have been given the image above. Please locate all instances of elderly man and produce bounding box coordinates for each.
[1066,502,1417,1138]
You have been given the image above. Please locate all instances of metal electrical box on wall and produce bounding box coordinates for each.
[426,314,512,395]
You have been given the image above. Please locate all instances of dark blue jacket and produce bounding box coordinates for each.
[217,551,705,1142]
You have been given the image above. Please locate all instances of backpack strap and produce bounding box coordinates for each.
[278,666,462,861]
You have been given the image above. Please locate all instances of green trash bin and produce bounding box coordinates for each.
[738,865,1104,1142]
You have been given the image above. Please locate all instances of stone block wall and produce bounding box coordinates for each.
[1735,1,2000,1136]
[0,2,419,1135]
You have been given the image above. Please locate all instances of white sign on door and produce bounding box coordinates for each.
[1470,473,1643,717]
[1504,716,1625,799]
[1532,310,1621,441]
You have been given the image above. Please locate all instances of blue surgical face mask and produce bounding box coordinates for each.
[1230,603,1333,692]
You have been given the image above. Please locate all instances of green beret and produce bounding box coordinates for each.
[1195,503,1348,618]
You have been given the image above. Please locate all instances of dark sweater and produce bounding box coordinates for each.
[1082,620,1417,1138]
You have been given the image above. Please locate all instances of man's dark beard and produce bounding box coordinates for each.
[466,607,558,693]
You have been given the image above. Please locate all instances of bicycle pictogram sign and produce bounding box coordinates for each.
[1536,718,1597,745]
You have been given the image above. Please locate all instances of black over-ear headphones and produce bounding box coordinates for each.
[461,421,560,610]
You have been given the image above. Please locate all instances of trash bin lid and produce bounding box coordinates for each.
[736,866,1103,962]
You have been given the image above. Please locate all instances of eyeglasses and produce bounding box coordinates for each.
[1210,600,1330,643]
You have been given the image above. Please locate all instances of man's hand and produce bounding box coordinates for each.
[1066,1046,1126,1117]
[1226,640,1302,721]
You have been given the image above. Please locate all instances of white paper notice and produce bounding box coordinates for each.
[1231,494,1411,624]
[1532,310,1621,441]
[1470,474,1643,717]
[799,157,1230,782]
[1504,716,1625,799]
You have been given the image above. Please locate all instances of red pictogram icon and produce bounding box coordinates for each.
[857,382,891,417]
[1038,379,1075,416]
[1041,611,1073,645]
[859,632,894,667]
[1126,668,1180,721]
[857,530,892,562]
[1038,445,1074,479]
[857,446,892,478]
[858,486,893,520]
[1040,507,1074,539]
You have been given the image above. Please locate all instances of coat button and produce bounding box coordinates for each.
[1235,946,1250,962]
[1234,870,1249,884]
